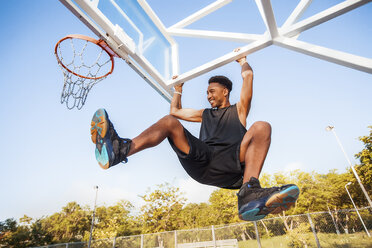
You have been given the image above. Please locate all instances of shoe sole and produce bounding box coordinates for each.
[239,185,300,221]
[265,186,299,214]
[91,109,111,169]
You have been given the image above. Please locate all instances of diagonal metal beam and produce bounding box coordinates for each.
[281,0,372,38]
[169,0,232,29]
[167,28,262,43]
[274,37,372,74]
[168,37,273,87]
[255,0,279,39]
[282,0,313,28]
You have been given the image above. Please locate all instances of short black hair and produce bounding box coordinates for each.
[208,75,232,93]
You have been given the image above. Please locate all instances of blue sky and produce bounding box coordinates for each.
[0,0,371,221]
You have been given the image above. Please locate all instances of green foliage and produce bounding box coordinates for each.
[239,232,372,248]
[139,183,186,233]
[286,222,312,248]
[179,203,212,229]
[41,201,90,243]
[350,126,372,206]
[0,218,52,248]
[208,189,239,225]
[88,200,139,240]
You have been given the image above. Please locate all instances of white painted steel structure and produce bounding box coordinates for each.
[59,0,372,102]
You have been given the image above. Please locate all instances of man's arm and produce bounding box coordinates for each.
[236,53,253,127]
[170,82,204,123]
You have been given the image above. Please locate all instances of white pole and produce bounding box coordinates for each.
[326,126,372,208]
[253,221,262,248]
[307,213,321,248]
[211,225,216,248]
[345,182,371,237]
[174,230,177,248]
[88,186,99,248]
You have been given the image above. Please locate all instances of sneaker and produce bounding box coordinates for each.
[237,177,299,221]
[90,108,131,169]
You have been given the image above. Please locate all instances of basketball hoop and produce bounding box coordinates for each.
[55,34,118,109]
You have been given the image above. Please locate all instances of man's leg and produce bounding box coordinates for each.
[237,121,299,221]
[91,109,189,169]
[239,121,271,183]
[128,115,190,156]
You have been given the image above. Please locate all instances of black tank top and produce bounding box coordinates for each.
[199,104,247,151]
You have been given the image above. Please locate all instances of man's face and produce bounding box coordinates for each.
[207,82,228,108]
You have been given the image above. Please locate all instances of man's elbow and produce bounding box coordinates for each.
[242,70,253,79]
[170,108,180,117]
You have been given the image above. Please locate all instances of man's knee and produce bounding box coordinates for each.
[252,121,271,138]
[159,115,183,133]
[160,114,178,124]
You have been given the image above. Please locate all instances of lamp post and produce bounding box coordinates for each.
[88,186,99,248]
[326,126,372,208]
[345,182,370,237]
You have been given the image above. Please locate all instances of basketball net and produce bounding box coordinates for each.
[55,34,117,109]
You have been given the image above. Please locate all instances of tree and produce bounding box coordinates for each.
[0,218,18,247]
[350,126,372,206]
[179,203,212,229]
[29,219,53,247]
[208,188,239,225]
[86,200,140,240]
[41,201,90,243]
[140,183,186,233]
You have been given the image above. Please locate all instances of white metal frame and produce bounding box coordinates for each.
[59,0,372,102]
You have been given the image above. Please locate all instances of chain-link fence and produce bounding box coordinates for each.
[34,207,372,248]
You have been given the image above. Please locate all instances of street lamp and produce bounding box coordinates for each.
[345,182,370,237]
[88,186,99,248]
[326,126,372,208]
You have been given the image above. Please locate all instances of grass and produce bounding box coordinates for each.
[237,231,372,248]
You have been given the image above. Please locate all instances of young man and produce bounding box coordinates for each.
[90,54,299,221]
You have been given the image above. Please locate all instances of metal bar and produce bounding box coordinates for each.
[327,206,340,235]
[282,0,313,28]
[74,0,131,49]
[345,183,371,237]
[253,221,262,248]
[168,37,272,87]
[58,0,171,101]
[88,186,99,248]
[141,234,144,248]
[328,127,372,207]
[255,0,279,38]
[274,37,372,74]
[73,0,172,91]
[307,213,321,248]
[137,0,177,45]
[112,237,116,248]
[125,59,172,102]
[110,0,143,54]
[171,43,179,76]
[174,230,177,248]
[281,0,371,38]
[58,0,104,39]
[167,28,262,43]
[169,0,233,29]
[211,225,216,248]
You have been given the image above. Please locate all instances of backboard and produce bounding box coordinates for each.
[59,0,372,103]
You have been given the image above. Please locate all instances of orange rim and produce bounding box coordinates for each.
[54,34,117,80]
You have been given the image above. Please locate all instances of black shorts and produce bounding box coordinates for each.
[168,127,244,189]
